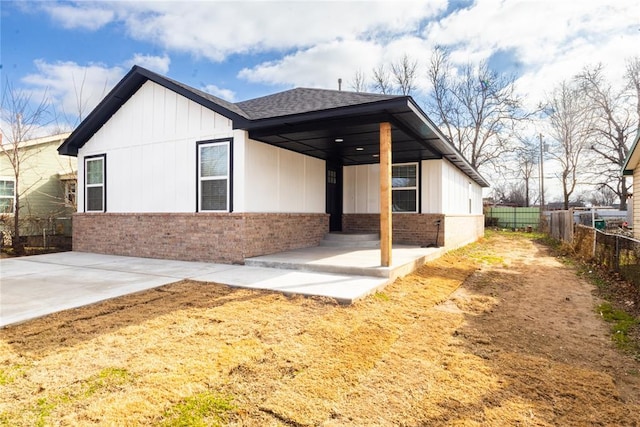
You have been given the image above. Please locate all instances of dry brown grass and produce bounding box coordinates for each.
[1,232,639,426]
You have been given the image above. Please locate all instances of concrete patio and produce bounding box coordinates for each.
[0,244,445,327]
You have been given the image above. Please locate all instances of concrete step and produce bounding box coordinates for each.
[322,232,380,241]
[244,245,448,280]
[319,240,380,248]
[244,257,390,278]
[319,232,380,248]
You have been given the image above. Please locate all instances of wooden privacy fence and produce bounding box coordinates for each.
[548,210,573,243]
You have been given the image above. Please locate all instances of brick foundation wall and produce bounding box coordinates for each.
[243,213,329,258]
[73,212,328,264]
[342,213,445,246]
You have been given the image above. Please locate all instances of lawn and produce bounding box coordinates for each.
[1,232,639,426]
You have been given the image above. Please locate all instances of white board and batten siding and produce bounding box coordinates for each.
[239,138,325,213]
[343,163,380,214]
[343,159,483,215]
[77,80,326,214]
[422,159,483,215]
[77,80,233,213]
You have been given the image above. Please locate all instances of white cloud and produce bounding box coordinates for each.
[43,1,446,61]
[423,0,640,105]
[202,84,236,102]
[17,52,179,128]
[125,53,171,74]
[21,60,125,127]
[239,39,384,90]
[43,3,115,31]
[238,35,437,95]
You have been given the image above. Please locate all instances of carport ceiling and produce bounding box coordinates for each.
[246,109,443,166]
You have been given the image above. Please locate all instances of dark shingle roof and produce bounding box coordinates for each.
[236,88,401,120]
[168,76,250,119]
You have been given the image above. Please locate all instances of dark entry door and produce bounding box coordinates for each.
[326,163,343,232]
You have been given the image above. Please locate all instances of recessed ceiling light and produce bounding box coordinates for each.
[356,147,364,151]
[335,138,344,143]
[372,154,379,157]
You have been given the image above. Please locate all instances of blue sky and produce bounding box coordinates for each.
[1,0,639,135]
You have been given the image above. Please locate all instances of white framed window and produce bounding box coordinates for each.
[198,140,230,212]
[392,162,418,213]
[85,155,105,212]
[0,178,15,214]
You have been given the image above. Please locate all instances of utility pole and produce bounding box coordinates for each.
[539,133,545,213]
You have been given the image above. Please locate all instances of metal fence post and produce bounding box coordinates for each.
[615,235,620,272]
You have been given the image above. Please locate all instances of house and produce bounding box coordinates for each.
[622,130,640,234]
[0,132,75,245]
[58,66,489,266]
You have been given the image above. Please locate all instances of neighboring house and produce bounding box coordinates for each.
[58,66,489,265]
[0,132,75,242]
[622,130,640,234]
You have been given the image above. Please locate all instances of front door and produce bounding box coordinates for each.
[326,163,343,231]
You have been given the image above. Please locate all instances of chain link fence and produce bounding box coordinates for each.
[0,216,72,250]
[594,229,640,288]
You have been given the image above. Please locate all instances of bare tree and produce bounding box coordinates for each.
[546,80,592,210]
[576,62,639,210]
[0,80,52,254]
[589,186,618,207]
[491,181,528,207]
[426,47,531,173]
[514,138,539,207]
[349,69,368,93]
[57,69,111,128]
[626,56,640,120]
[390,54,418,96]
[372,64,392,95]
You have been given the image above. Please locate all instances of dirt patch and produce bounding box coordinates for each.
[1,232,638,426]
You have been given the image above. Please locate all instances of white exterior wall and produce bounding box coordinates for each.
[421,160,442,213]
[77,81,234,213]
[343,164,380,214]
[344,159,483,215]
[441,159,483,215]
[242,138,325,213]
[423,158,483,215]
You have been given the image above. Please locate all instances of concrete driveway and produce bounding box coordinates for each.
[0,252,389,327]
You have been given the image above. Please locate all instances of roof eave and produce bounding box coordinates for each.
[621,130,640,176]
[405,98,490,188]
[58,66,248,156]
[242,97,410,131]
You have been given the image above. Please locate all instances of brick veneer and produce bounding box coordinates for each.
[73,212,328,264]
[342,213,446,246]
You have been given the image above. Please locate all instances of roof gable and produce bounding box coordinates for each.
[58,66,249,156]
